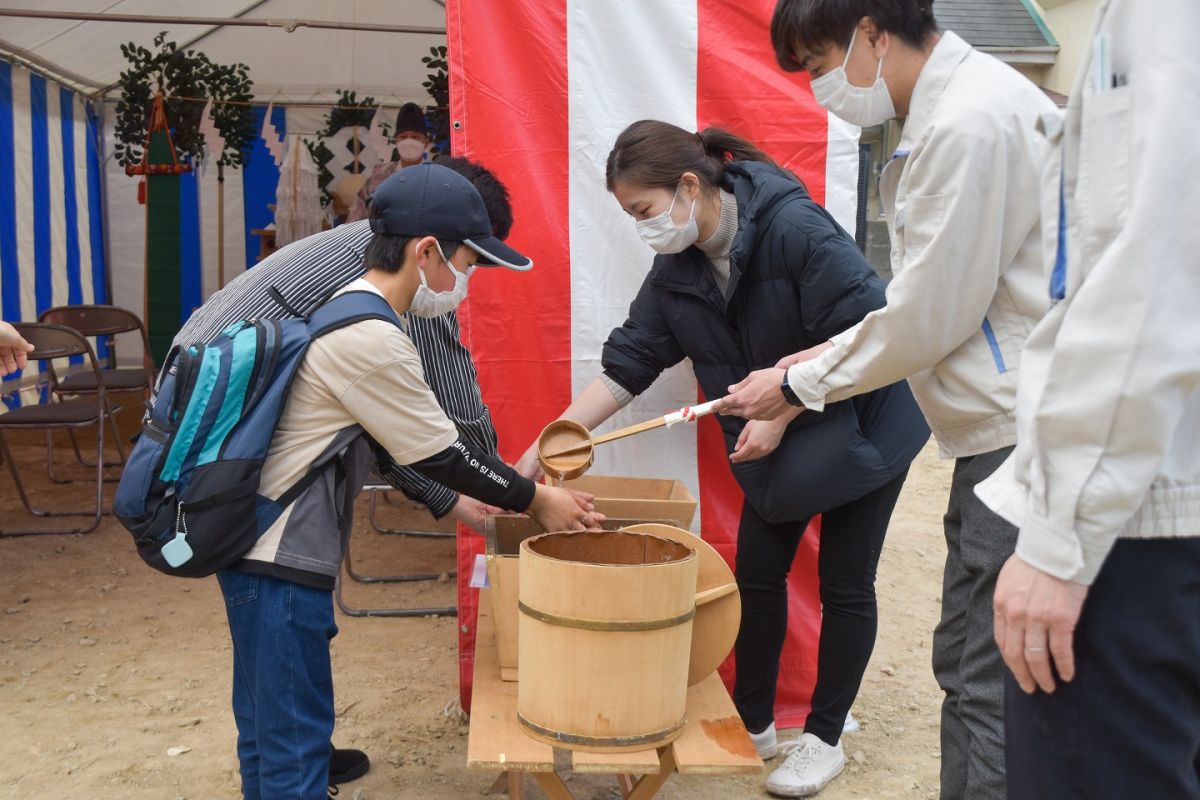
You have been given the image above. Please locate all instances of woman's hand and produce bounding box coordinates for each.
[514,441,545,481]
[729,413,795,463]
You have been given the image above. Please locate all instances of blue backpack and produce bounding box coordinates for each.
[114,290,401,577]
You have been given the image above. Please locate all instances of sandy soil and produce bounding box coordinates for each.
[0,416,952,800]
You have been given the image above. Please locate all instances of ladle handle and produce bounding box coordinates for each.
[695,581,738,606]
[663,398,723,428]
[542,398,728,459]
[589,416,671,446]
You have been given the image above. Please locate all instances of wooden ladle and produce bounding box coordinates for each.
[536,399,724,481]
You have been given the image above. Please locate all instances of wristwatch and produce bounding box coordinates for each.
[780,368,804,407]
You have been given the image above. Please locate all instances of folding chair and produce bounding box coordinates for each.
[38,304,155,477]
[334,479,457,618]
[0,323,113,536]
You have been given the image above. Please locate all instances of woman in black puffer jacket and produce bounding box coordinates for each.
[515,120,929,796]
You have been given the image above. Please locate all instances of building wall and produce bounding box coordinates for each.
[1030,0,1103,94]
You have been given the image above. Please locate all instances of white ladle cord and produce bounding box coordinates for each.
[663,398,723,429]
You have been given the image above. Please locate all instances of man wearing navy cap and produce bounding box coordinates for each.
[216,164,598,800]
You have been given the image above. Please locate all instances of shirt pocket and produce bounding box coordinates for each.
[1077,86,1132,237]
[898,193,946,266]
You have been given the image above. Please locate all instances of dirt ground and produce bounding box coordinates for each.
[0,414,952,800]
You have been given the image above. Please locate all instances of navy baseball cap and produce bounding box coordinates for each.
[368,163,532,271]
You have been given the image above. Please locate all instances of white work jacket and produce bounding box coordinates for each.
[786,32,1057,459]
[977,0,1200,584]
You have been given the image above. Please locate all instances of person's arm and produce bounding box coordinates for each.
[369,437,597,531]
[345,346,598,531]
[1013,72,1200,586]
[753,114,1037,420]
[994,10,1200,695]
[600,275,688,399]
[515,277,685,479]
[373,455,461,519]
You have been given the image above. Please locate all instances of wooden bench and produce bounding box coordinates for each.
[467,589,761,798]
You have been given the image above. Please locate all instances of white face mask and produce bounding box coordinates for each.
[635,183,700,254]
[396,138,427,162]
[409,242,473,318]
[810,27,896,127]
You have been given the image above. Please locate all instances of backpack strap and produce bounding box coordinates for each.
[306,290,402,339]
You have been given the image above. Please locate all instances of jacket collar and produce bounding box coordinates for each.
[651,162,807,310]
[896,30,973,155]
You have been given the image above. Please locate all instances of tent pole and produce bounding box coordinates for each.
[218,162,226,289]
[0,36,107,95]
[0,9,444,35]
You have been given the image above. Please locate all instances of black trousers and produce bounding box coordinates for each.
[733,470,908,745]
[1006,537,1200,800]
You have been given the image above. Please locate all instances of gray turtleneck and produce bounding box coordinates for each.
[599,189,740,409]
[696,189,738,296]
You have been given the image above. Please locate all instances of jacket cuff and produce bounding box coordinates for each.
[423,486,460,520]
[1015,507,1103,585]
[599,373,635,409]
[785,362,828,412]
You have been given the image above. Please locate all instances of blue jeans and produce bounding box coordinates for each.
[217,570,338,800]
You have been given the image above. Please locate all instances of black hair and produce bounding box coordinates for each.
[363,204,462,274]
[771,0,938,71]
[432,154,515,240]
[606,120,801,195]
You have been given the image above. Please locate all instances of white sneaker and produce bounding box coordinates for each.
[748,722,779,759]
[842,712,860,734]
[765,732,845,798]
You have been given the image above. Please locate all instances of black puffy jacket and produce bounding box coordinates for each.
[602,161,929,524]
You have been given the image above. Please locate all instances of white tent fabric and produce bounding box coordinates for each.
[0,0,447,102]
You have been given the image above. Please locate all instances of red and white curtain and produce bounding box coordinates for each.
[449,0,861,727]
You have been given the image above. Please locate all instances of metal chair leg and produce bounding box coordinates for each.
[333,520,457,618]
[344,528,457,583]
[0,428,103,537]
[334,572,457,618]
[65,408,126,467]
[367,491,456,538]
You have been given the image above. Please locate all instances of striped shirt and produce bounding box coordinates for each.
[172,220,498,518]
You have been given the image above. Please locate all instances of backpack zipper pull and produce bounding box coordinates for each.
[161,503,194,568]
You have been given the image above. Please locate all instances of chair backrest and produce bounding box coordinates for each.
[38,304,153,371]
[5,322,106,405]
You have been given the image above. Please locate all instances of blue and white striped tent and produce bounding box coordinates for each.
[0,0,447,406]
[0,62,107,344]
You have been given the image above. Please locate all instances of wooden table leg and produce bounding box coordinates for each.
[531,771,576,800]
[625,746,678,800]
[486,772,524,797]
[617,773,636,797]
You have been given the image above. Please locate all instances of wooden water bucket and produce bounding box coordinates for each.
[517,530,698,752]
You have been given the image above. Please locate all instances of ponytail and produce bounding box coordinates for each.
[606,120,801,194]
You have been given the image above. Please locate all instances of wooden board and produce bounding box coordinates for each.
[570,747,662,775]
[467,591,556,773]
[671,673,763,775]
